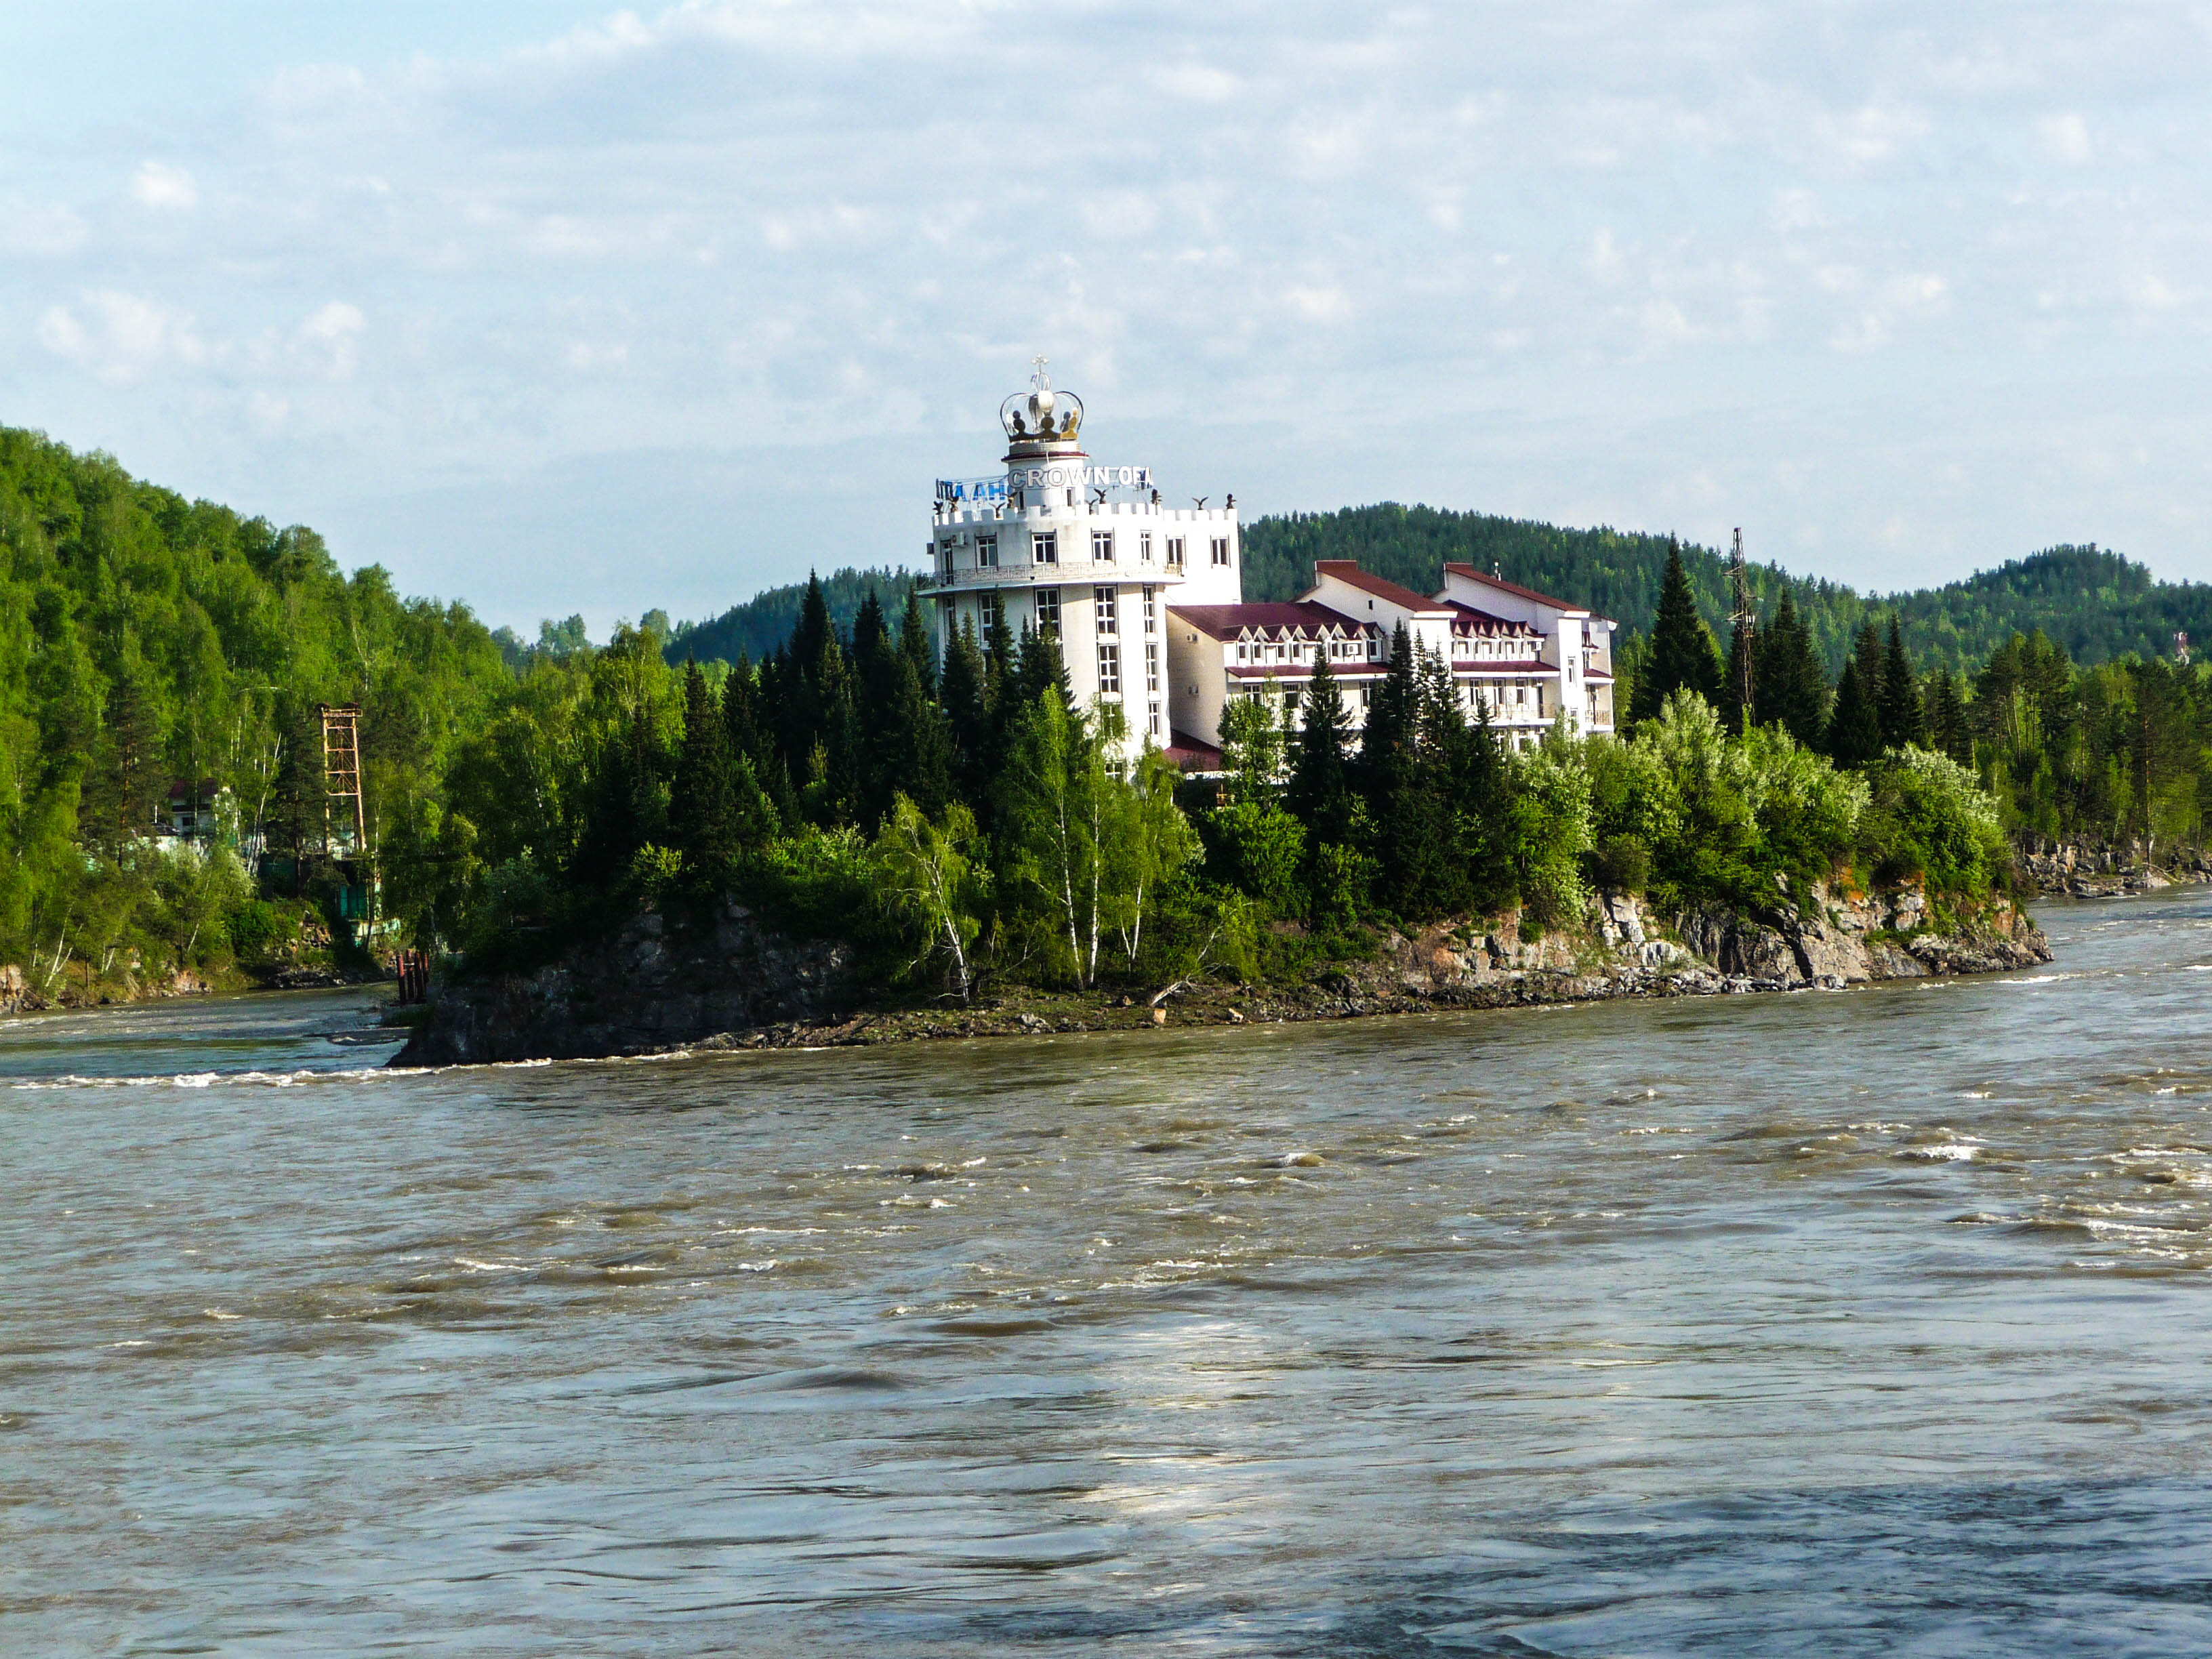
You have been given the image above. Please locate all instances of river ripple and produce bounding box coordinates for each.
[5,890,2212,1655]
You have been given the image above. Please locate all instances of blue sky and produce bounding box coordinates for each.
[5,2,2211,635]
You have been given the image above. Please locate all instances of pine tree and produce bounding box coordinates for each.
[1877,615,1926,749]
[939,615,990,807]
[1629,536,1723,724]
[670,661,741,878]
[1723,620,1756,737]
[1356,623,1419,799]
[896,590,937,699]
[1753,589,1828,743]
[83,658,167,857]
[1925,667,1972,766]
[1824,626,1885,766]
[1357,629,1452,919]
[1286,645,1355,848]
[1443,698,1517,913]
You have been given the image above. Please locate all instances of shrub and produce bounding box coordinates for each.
[1859,747,2009,895]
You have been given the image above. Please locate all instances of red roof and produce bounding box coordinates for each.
[1165,731,1223,771]
[1309,560,1451,613]
[1225,660,1388,680]
[1441,562,1588,614]
[1169,600,1380,640]
[1442,600,1540,636]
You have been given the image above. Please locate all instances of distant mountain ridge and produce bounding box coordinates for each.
[661,504,2209,676]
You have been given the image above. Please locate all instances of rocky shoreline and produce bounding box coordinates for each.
[389,882,2051,1067]
[2012,836,2211,899]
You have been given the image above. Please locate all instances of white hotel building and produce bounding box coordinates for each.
[928,365,1615,766]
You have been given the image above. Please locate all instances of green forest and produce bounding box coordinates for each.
[1,425,2205,1007]
[1241,504,2212,676]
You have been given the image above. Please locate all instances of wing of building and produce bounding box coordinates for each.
[928,366,1615,764]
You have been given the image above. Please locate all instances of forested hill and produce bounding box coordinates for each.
[672,507,2208,678]
[665,567,918,668]
[1242,506,2212,676]
[0,425,510,985]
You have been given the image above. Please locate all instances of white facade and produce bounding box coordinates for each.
[1166,561,1618,762]
[926,361,1240,756]
[926,363,1618,765]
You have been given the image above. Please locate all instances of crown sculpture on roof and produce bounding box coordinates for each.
[1001,355,1084,449]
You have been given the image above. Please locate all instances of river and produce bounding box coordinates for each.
[5,890,2211,1656]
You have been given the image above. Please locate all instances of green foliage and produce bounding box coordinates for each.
[1590,691,1870,909]
[1629,538,1723,724]
[1243,505,2212,677]
[667,567,920,668]
[1860,748,2010,895]
[0,426,512,990]
[874,794,988,1000]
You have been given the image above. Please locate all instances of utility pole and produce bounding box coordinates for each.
[1728,527,1756,733]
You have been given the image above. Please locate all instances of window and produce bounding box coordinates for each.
[1141,585,1155,632]
[1092,529,1113,562]
[1036,588,1061,635]
[977,533,998,569]
[979,592,998,632]
[1359,685,1373,708]
[1140,531,1153,563]
[1094,586,1118,634]
[1237,644,1248,662]
[1210,536,1230,567]
[1031,530,1058,565]
[1515,686,1526,705]
[1097,642,1120,693]
[1149,708,1161,737]
[1166,537,1185,568]
[1283,688,1301,712]
[1145,641,1160,693]
[938,537,955,577]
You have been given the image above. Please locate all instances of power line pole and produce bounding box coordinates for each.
[1728,527,1755,733]
[319,704,366,856]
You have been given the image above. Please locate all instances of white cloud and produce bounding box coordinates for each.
[2039,112,2093,165]
[0,200,88,255]
[129,161,198,209]
[11,0,2212,623]
[38,291,216,383]
[295,302,367,378]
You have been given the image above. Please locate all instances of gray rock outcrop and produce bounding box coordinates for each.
[391,900,854,1067]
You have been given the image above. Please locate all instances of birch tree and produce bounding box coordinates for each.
[874,793,987,1002]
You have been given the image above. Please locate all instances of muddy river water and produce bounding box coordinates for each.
[5,890,2212,1655]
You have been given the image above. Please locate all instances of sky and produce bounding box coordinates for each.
[5,1,2212,636]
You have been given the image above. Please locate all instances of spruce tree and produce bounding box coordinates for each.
[1877,615,1926,749]
[897,590,937,699]
[1357,623,1419,800]
[1629,537,1723,723]
[1445,699,1517,913]
[1753,589,1828,744]
[1723,619,1756,736]
[670,661,741,879]
[84,659,167,856]
[939,615,990,806]
[1824,630,1885,767]
[1925,667,1972,766]
[1286,646,1355,849]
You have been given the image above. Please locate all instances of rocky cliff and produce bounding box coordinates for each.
[390,882,2050,1066]
[390,901,855,1067]
[2011,836,2211,898]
